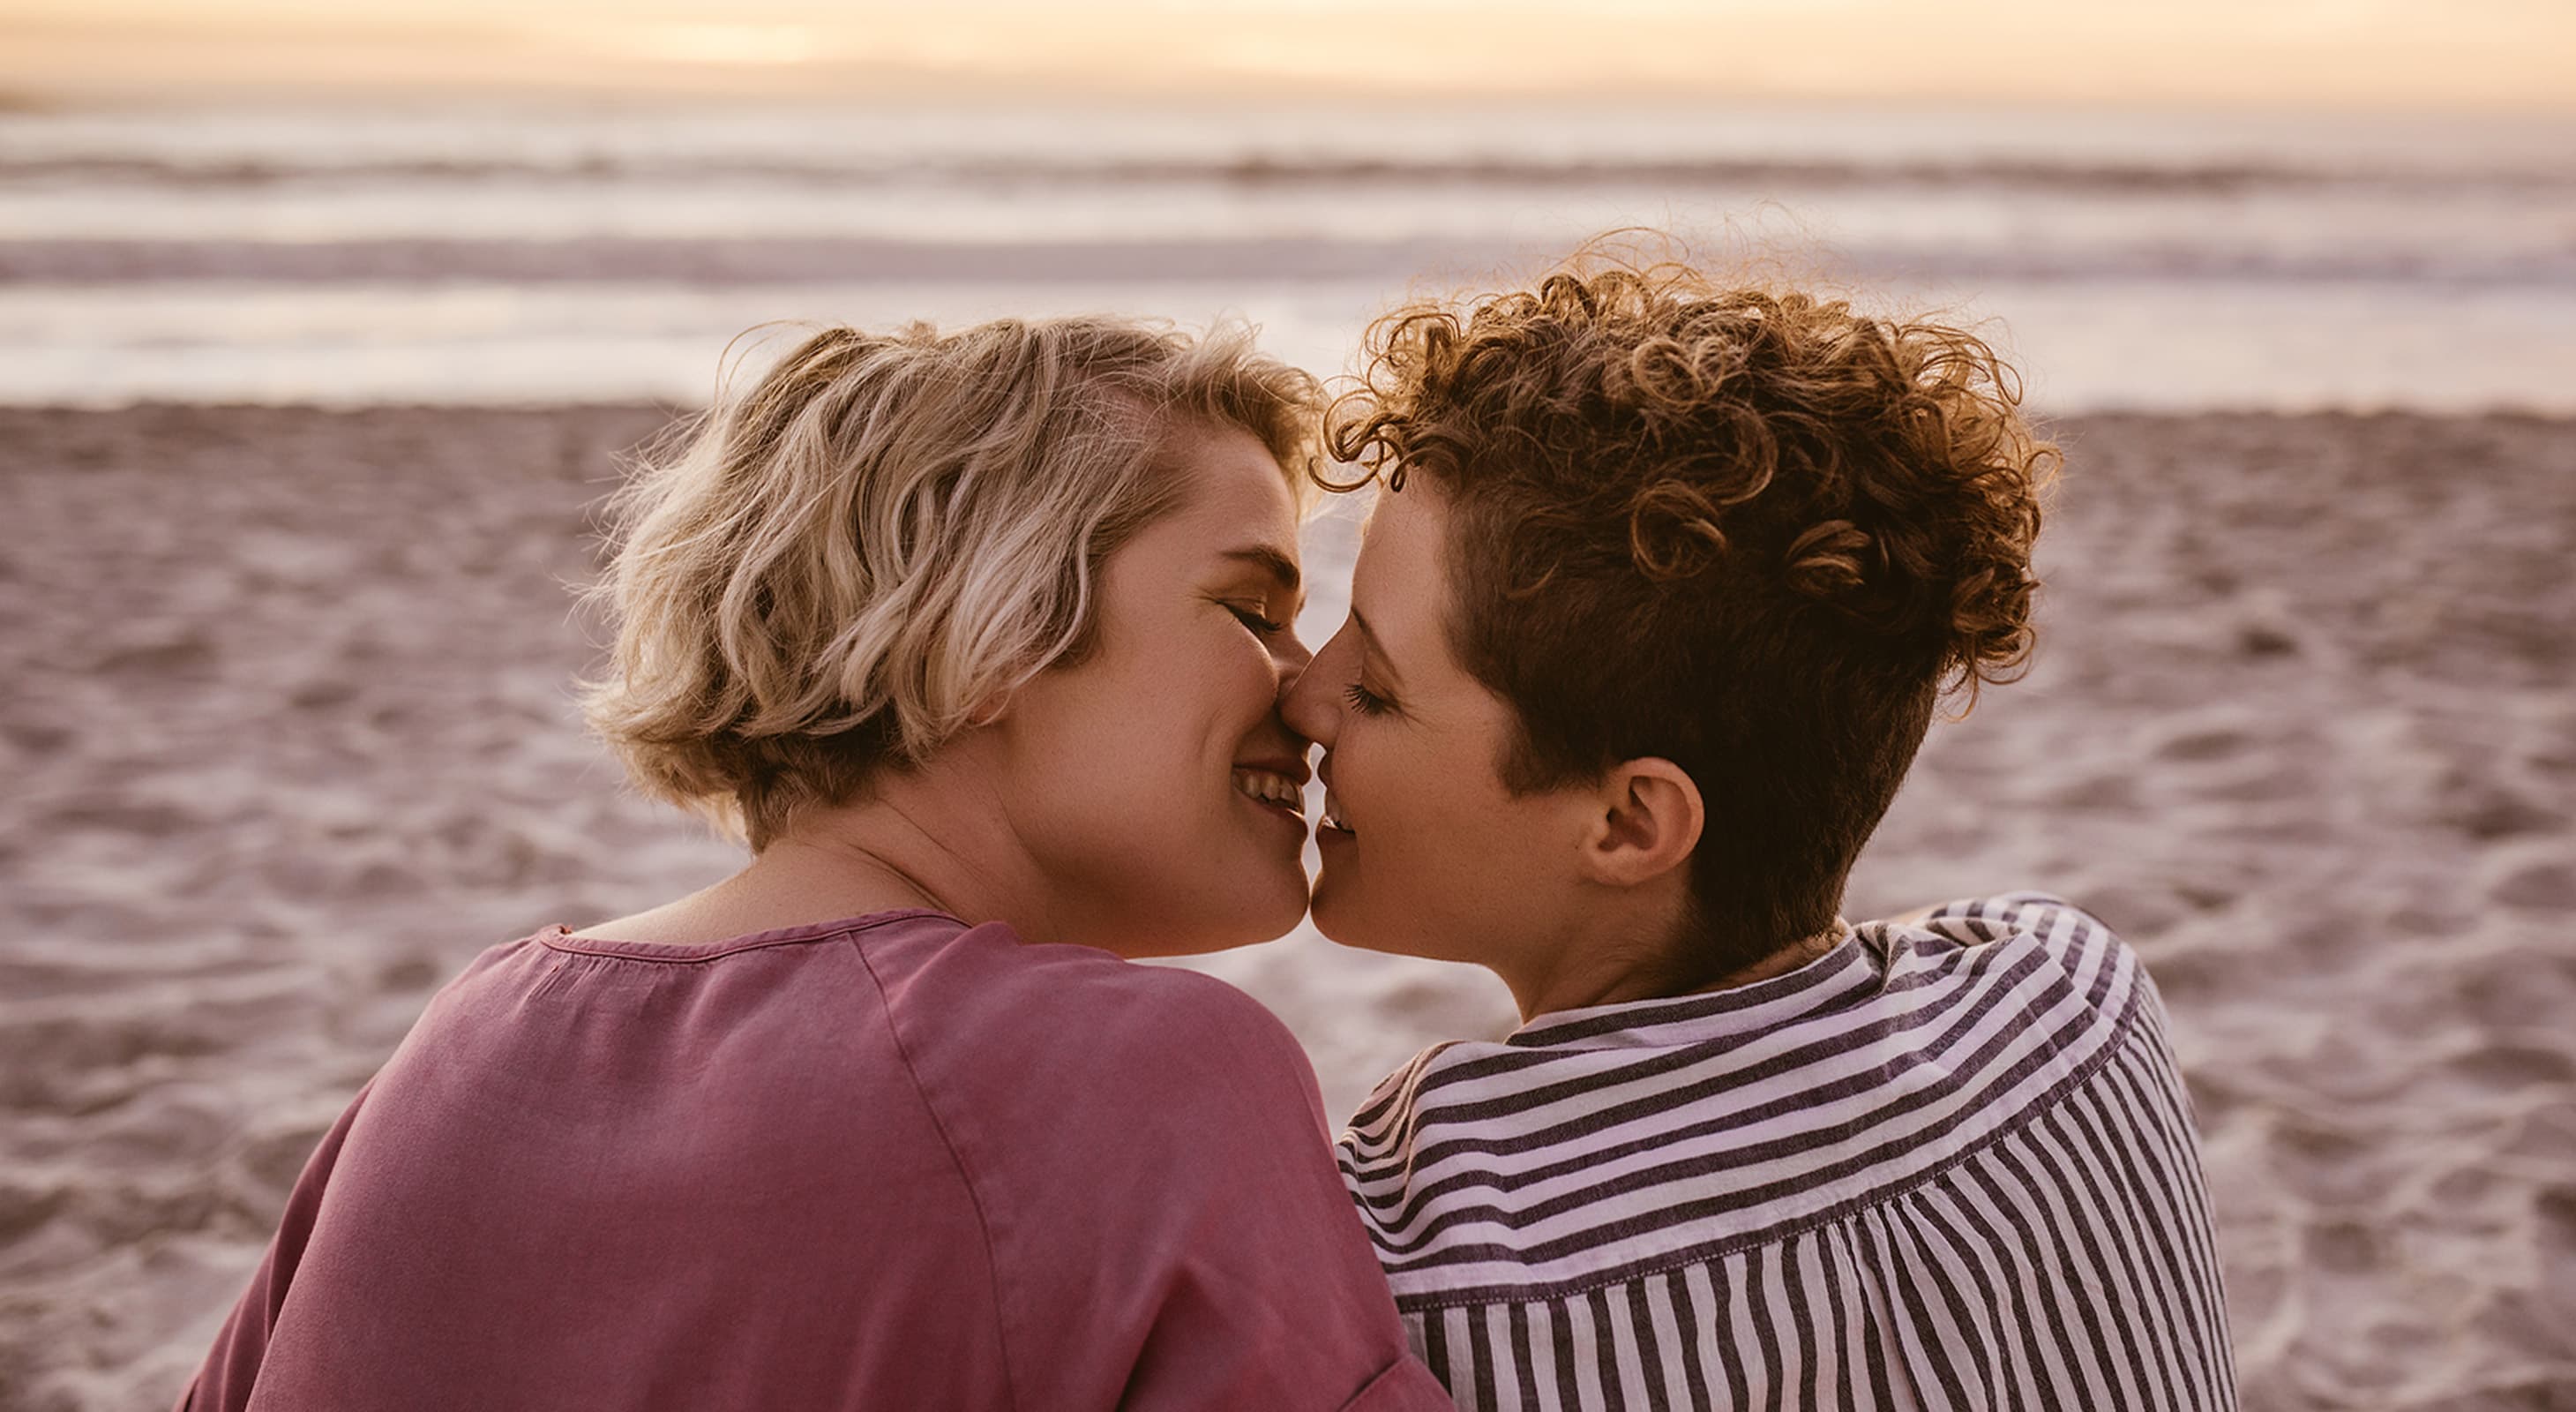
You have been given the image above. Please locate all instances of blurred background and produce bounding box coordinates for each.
[3,3,2571,1408]
[4,0,2574,407]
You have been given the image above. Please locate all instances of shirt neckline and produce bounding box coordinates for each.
[1502,925,1878,1048]
[539,907,966,963]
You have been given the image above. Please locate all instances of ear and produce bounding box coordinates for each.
[962,687,1011,730]
[1577,757,1704,890]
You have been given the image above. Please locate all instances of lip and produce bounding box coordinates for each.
[1234,783,1310,839]
[1231,742,1311,833]
[1232,754,1312,788]
[1313,755,1352,839]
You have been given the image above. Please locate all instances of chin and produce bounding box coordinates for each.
[1149,861,1308,956]
[1307,882,1406,958]
[1311,874,1483,965]
[1235,865,1311,945]
[1256,838,1318,926]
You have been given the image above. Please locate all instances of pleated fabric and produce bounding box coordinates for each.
[1339,893,2238,1411]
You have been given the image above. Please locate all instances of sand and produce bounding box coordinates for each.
[2,405,2571,1410]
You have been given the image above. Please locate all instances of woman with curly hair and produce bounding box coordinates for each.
[177,316,1450,1411]
[1285,246,2237,1409]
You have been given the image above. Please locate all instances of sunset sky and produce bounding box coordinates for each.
[4,0,2571,110]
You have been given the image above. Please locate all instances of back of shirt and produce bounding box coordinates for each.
[181,910,1448,1412]
[1338,893,2237,1412]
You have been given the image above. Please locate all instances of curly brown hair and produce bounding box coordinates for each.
[1327,248,2058,973]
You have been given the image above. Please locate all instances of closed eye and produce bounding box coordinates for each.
[1343,682,1393,716]
[1226,604,1287,635]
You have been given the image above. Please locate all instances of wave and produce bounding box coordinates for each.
[4,236,2568,288]
[4,151,2570,195]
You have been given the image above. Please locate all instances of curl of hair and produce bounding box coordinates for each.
[1329,259,2057,710]
[1322,239,2060,970]
[582,315,1318,848]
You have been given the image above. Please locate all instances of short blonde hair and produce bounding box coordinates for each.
[582,315,1320,848]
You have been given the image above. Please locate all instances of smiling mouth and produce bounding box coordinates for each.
[1232,767,1305,817]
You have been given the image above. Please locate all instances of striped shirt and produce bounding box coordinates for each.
[1338,892,2237,1411]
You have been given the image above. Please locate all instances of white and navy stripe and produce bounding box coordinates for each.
[1339,892,2236,1410]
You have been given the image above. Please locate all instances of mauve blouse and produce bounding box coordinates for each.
[178,909,1449,1411]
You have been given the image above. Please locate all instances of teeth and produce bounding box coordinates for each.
[1321,785,1352,833]
[1232,768,1304,815]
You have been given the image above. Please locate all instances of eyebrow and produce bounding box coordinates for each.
[1219,545,1304,612]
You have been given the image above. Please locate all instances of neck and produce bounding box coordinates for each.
[590,749,1067,950]
[1501,913,1846,1023]
[751,763,1056,938]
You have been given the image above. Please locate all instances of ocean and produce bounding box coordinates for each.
[2,98,2571,411]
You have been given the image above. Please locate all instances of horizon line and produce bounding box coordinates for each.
[4,10,2572,117]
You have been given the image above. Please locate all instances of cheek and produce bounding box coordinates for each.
[1164,623,1282,723]
[1173,646,1284,786]
[1340,732,1545,902]
[1060,633,1277,807]
[1348,732,1472,868]
[1224,634,1290,717]
[1397,779,1515,888]
[1315,749,1465,954]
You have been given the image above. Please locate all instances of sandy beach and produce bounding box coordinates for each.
[2,403,2572,1410]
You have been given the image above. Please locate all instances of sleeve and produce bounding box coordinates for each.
[173,1081,372,1412]
[1105,993,1456,1412]
[916,960,1454,1411]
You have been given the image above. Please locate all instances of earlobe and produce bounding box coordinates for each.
[963,688,1010,730]
[1584,759,1704,888]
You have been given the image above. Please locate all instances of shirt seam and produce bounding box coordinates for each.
[841,933,1023,1412]
[537,909,952,965]
[1344,930,2034,1171]
[1504,932,1871,1047]
[1337,1351,1435,1410]
[1382,969,2149,1314]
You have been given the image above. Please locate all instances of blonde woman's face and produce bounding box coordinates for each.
[992,421,1315,956]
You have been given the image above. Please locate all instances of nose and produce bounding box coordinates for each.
[1270,626,1314,682]
[1279,643,1339,749]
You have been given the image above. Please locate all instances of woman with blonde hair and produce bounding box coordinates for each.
[177,317,1449,1411]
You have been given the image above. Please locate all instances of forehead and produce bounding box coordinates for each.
[1155,420,1298,542]
[1355,481,1442,588]
[1352,482,1455,645]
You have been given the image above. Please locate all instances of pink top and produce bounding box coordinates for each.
[179,910,1449,1411]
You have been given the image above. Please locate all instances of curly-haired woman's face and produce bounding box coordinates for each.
[1283,483,1595,972]
[991,421,1316,956]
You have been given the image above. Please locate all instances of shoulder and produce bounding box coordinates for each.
[1904,890,2139,1016]
[881,939,1430,1408]
[937,925,1307,1063]
[880,922,1328,1140]
[1921,890,2121,950]
[1913,888,2108,939]
[1057,957,1329,1130]
[1067,953,1322,1108]
[1337,1037,1502,1169]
